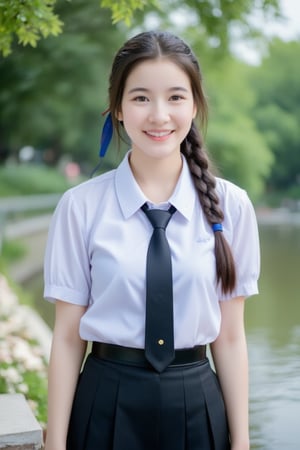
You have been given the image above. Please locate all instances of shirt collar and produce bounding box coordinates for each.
[115,151,196,221]
[169,156,196,221]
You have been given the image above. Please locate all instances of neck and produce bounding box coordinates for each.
[129,151,182,203]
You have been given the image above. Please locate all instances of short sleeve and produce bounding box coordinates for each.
[217,184,260,301]
[43,190,91,305]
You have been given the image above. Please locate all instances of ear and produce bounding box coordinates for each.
[192,103,197,119]
[117,110,123,121]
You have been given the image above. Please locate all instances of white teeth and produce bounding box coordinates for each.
[147,131,171,137]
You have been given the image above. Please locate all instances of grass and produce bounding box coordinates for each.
[0,163,84,197]
[0,239,27,264]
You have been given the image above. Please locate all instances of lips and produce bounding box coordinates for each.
[144,130,173,139]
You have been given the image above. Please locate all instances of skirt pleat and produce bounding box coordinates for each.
[113,367,161,450]
[183,362,211,449]
[159,367,186,450]
[67,355,120,450]
[202,369,230,450]
[67,354,230,450]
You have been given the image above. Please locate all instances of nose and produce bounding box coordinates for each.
[148,101,170,124]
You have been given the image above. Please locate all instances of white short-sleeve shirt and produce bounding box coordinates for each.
[44,152,260,348]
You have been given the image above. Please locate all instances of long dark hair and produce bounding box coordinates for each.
[108,30,236,294]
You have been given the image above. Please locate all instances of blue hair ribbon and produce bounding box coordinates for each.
[212,223,223,232]
[90,111,113,178]
[99,112,113,158]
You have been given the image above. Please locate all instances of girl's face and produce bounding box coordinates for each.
[118,58,197,162]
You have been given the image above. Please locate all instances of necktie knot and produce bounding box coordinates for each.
[142,204,176,230]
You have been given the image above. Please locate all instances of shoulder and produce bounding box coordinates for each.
[216,178,251,211]
[215,177,256,229]
[215,177,247,201]
[67,168,116,197]
[58,168,116,208]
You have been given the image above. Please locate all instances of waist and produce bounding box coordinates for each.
[91,342,206,367]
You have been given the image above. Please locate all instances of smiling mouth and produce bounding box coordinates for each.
[145,130,173,138]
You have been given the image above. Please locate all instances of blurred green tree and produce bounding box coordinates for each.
[250,39,300,193]
[0,0,281,200]
[0,0,126,170]
[0,0,62,56]
[1,0,281,56]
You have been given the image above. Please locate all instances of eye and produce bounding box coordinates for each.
[133,96,149,102]
[169,95,184,101]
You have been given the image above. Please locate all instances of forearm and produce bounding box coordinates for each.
[211,333,249,450]
[45,335,87,450]
[44,301,87,450]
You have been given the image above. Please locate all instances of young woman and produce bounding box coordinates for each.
[44,31,260,450]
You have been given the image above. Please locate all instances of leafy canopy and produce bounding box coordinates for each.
[0,0,288,201]
[0,0,281,56]
[100,0,158,26]
[250,39,300,192]
[0,0,63,56]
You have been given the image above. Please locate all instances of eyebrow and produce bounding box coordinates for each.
[127,86,190,94]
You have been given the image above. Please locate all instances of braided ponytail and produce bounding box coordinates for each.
[181,123,236,294]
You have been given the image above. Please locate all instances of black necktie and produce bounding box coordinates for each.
[142,203,176,372]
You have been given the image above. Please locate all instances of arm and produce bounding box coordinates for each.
[44,300,87,450]
[210,296,249,450]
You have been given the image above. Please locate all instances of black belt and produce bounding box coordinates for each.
[92,342,206,367]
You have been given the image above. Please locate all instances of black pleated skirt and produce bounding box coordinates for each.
[67,353,230,450]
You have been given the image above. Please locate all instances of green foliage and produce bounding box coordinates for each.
[0,0,291,202]
[0,240,26,264]
[132,0,281,51]
[0,0,63,56]
[0,0,126,166]
[285,185,300,203]
[101,0,158,26]
[0,275,48,426]
[187,42,274,200]
[250,39,300,192]
[208,115,273,200]
[0,364,48,425]
[0,0,281,56]
[22,369,48,423]
[0,165,73,196]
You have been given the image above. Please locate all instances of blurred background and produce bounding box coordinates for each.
[0,0,299,448]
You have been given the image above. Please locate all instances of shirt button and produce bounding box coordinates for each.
[158,339,164,345]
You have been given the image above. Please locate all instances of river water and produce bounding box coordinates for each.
[26,222,300,449]
[245,224,300,449]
